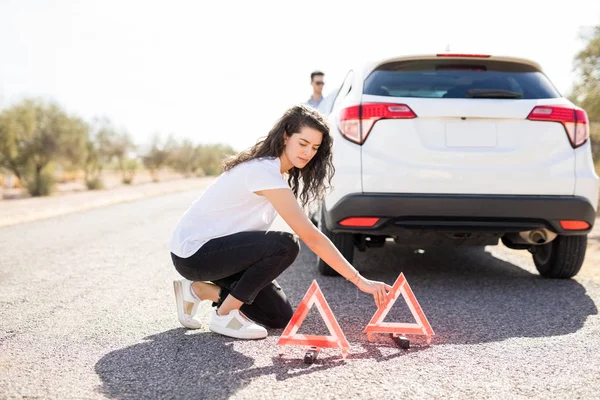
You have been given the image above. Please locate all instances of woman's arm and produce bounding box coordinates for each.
[256,188,392,306]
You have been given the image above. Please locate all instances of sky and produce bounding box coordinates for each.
[1,0,599,152]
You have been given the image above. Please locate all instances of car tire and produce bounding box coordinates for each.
[316,207,354,276]
[531,234,587,279]
[309,211,318,227]
[308,203,320,227]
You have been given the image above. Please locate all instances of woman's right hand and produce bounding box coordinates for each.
[356,277,393,308]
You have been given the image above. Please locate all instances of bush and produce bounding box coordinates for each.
[121,159,138,185]
[25,165,55,196]
[85,177,104,190]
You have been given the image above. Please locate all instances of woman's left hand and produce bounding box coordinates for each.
[356,277,393,308]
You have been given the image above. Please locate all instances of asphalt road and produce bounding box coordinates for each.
[1,188,599,399]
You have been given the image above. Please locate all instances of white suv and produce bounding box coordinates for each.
[315,53,598,279]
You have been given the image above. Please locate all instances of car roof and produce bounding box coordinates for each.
[356,54,544,77]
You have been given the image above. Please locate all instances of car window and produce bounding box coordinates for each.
[331,70,354,111]
[317,87,339,116]
[363,60,560,99]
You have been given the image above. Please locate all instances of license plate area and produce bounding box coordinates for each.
[445,122,497,148]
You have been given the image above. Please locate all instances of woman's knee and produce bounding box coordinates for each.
[171,253,201,281]
[267,231,300,260]
[260,280,295,329]
[271,301,294,329]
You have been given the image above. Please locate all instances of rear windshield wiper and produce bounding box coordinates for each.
[467,89,523,99]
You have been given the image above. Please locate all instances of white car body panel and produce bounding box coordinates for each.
[322,55,599,212]
[361,97,576,196]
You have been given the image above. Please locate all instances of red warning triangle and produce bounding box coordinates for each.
[278,280,350,357]
[364,273,434,342]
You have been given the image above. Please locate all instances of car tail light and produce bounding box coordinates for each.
[527,105,590,148]
[559,220,590,230]
[338,103,416,144]
[338,217,380,227]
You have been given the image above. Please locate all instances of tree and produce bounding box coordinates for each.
[142,134,174,182]
[0,99,87,196]
[83,117,139,187]
[111,131,137,184]
[167,140,235,177]
[169,139,202,177]
[84,138,103,189]
[571,26,600,121]
[121,158,138,185]
[197,144,236,176]
[571,25,600,168]
[84,117,118,189]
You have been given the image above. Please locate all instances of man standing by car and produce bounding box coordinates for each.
[306,71,325,109]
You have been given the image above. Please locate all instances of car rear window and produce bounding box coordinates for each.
[363,59,561,99]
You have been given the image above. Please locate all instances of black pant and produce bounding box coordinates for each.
[171,231,299,329]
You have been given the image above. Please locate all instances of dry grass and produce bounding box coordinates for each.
[57,170,84,183]
[1,168,186,200]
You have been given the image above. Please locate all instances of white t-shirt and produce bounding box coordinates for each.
[169,157,291,258]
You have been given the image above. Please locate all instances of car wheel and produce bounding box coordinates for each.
[531,235,587,279]
[316,207,354,276]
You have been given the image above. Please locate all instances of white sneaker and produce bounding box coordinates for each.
[173,279,202,329]
[209,309,267,339]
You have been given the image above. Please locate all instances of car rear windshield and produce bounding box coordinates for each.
[363,59,561,99]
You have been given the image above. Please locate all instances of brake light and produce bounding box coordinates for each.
[560,220,590,230]
[436,53,491,58]
[527,106,590,148]
[339,217,380,227]
[338,103,416,144]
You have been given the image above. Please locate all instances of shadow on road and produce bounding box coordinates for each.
[282,244,598,346]
[95,328,402,399]
[95,244,597,399]
[95,329,253,400]
[95,328,421,399]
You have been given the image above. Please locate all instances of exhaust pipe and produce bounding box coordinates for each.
[518,229,557,245]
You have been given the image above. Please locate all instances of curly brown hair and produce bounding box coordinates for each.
[223,105,334,207]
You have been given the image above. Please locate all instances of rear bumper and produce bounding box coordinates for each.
[324,193,596,236]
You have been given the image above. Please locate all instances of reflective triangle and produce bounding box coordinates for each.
[364,273,434,341]
[278,280,350,357]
